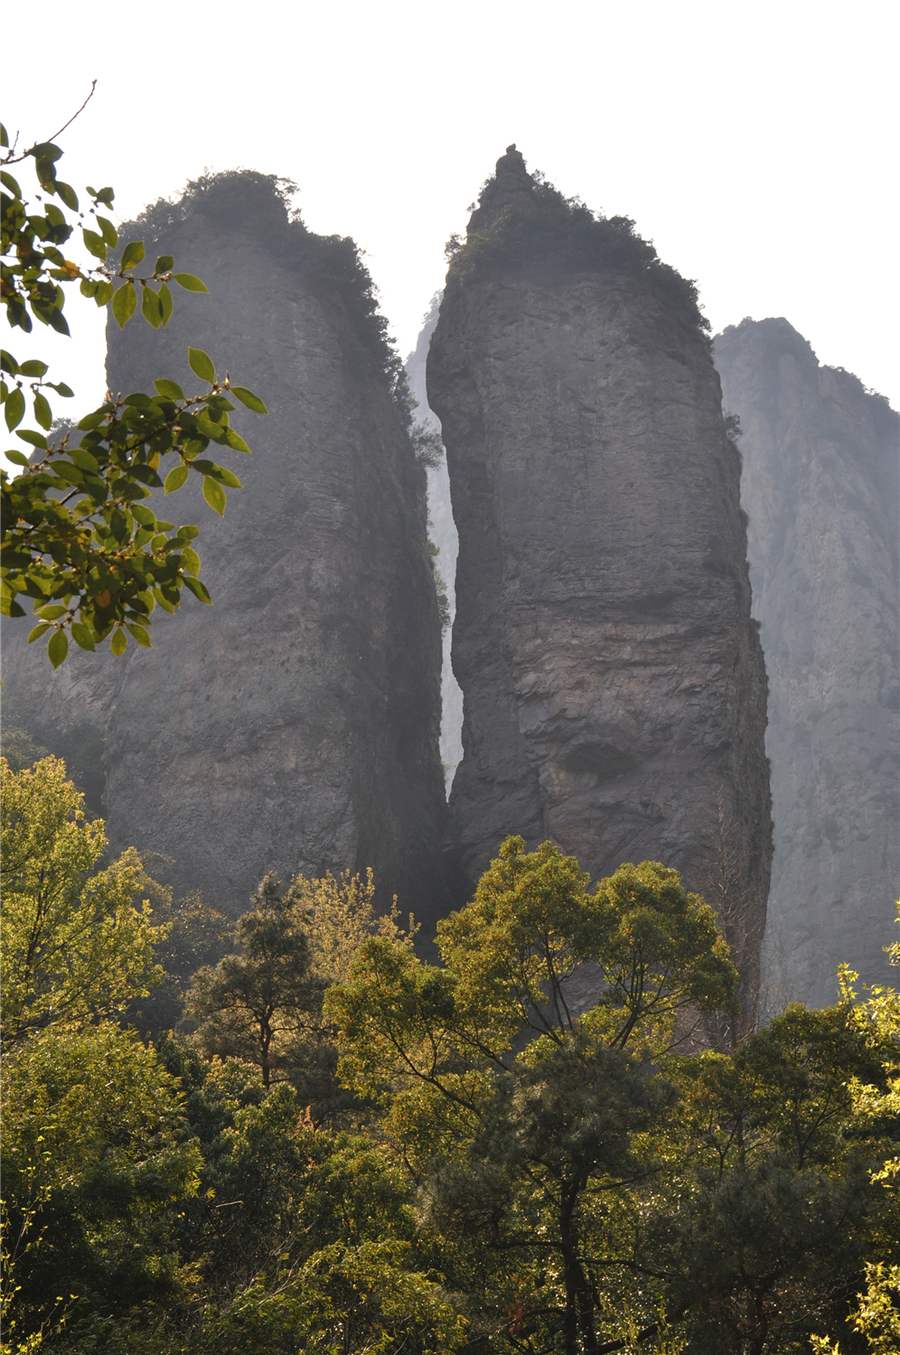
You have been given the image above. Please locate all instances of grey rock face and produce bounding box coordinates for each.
[2,175,447,923]
[428,149,772,991]
[715,318,899,1005]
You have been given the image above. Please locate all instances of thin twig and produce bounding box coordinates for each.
[3,81,97,164]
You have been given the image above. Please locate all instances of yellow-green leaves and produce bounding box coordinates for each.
[4,385,25,430]
[230,385,268,414]
[173,273,207,293]
[47,628,68,668]
[0,758,166,1043]
[120,239,145,270]
[112,280,137,327]
[164,464,189,494]
[189,347,216,382]
[202,475,226,515]
[141,284,163,328]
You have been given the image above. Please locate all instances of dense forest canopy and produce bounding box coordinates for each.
[2,754,898,1354]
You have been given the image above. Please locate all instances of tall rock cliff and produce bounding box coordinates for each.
[2,173,447,923]
[715,318,899,1005]
[428,147,772,989]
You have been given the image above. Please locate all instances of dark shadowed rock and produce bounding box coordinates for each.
[428,150,772,996]
[715,318,899,1005]
[2,173,448,925]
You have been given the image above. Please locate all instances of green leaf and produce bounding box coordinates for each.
[17,359,49,378]
[112,283,137,328]
[78,410,107,431]
[120,240,145,270]
[193,460,242,489]
[71,622,96,651]
[229,386,268,415]
[153,378,184,400]
[173,273,208,293]
[46,309,71,337]
[164,464,189,494]
[48,382,74,398]
[32,142,63,163]
[125,622,152,647]
[181,545,201,576]
[158,283,173,327]
[141,286,162,328]
[33,392,52,430]
[70,447,100,473]
[188,348,216,383]
[96,187,115,206]
[223,428,251,454]
[82,228,107,261]
[52,461,86,485]
[110,628,128,656]
[154,255,174,274]
[180,437,208,461]
[37,604,67,619]
[202,476,226,516]
[5,449,30,466]
[183,575,212,604]
[0,125,8,149]
[0,351,19,375]
[16,431,47,450]
[48,629,69,668]
[131,502,157,528]
[27,623,52,643]
[5,388,25,431]
[54,181,79,211]
[93,281,114,307]
[97,216,118,247]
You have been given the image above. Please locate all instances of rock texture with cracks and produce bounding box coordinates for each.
[716,318,899,1005]
[428,148,772,992]
[2,174,447,924]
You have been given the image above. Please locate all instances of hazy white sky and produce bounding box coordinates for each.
[4,0,898,414]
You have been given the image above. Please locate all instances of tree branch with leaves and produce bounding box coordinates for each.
[1,90,267,665]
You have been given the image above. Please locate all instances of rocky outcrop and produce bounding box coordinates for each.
[428,147,772,991]
[715,319,899,1005]
[2,173,447,923]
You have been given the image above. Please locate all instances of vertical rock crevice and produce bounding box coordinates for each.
[428,147,772,996]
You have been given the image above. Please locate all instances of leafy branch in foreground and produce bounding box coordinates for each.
[1,95,267,664]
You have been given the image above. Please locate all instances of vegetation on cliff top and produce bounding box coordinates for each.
[447,166,710,340]
[129,169,417,423]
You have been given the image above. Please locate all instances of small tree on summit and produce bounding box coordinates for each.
[188,872,323,1087]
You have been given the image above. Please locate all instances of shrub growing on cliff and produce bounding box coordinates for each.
[130,168,418,428]
[448,153,710,340]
